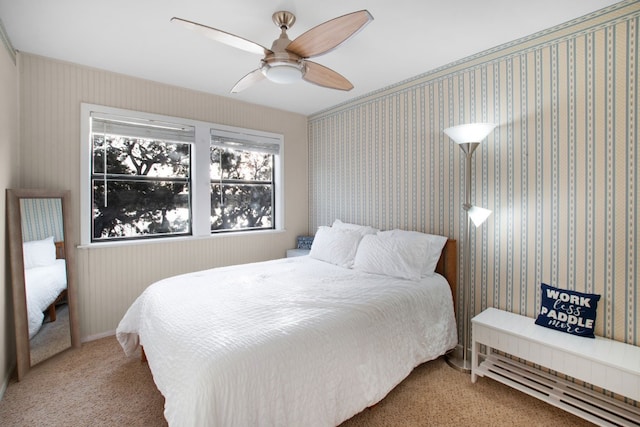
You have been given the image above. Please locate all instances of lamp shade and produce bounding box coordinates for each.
[467,205,492,227]
[443,123,497,144]
[262,62,304,84]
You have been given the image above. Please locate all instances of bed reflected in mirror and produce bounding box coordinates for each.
[21,200,71,365]
[7,189,80,380]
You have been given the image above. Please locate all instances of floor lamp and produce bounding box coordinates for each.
[443,123,496,373]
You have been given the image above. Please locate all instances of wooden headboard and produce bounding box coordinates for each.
[435,239,457,312]
[54,241,65,259]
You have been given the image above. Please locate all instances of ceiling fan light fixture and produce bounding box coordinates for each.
[261,62,305,84]
[174,9,372,92]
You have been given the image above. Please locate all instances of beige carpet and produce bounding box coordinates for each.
[0,336,595,426]
[30,304,71,366]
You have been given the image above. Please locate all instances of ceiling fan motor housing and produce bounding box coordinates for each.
[260,26,305,84]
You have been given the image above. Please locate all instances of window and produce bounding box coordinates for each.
[81,105,284,245]
[90,114,194,242]
[210,131,280,232]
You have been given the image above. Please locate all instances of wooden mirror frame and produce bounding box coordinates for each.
[6,188,81,380]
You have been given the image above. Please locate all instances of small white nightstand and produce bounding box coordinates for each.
[286,249,310,258]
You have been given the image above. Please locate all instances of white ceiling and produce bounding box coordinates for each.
[0,0,622,116]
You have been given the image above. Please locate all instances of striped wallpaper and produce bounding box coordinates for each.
[19,198,63,242]
[309,1,640,345]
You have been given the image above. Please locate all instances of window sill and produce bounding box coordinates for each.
[77,228,286,250]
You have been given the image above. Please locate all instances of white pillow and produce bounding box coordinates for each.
[353,233,428,281]
[376,229,448,276]
[309,226,362,268]
[331,219,378,237]
[23,236,57,269]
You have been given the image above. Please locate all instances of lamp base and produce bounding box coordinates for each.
[445,345,472,373]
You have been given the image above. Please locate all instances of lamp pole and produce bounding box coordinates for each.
[449,142,479,372]
[443,122,496,373]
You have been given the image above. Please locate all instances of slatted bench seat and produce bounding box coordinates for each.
[471,307,640,427]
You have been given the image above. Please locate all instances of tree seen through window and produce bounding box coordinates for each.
[210,146,274,231]
[91,134,191,241]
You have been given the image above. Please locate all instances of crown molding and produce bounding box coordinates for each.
[0,18,16,64]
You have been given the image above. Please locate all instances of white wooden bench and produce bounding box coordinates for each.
[471,307,640,426]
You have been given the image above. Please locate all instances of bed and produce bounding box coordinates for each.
[23,237,68,339]
[117,224,458,427]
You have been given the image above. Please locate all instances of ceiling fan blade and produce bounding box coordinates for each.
[231,69,265,93]
[303,61,353,91]
[286,10,373,59]
[171,17,271,56]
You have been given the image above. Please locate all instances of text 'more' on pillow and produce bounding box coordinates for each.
[309,226,362,268]
[534,283,600,338]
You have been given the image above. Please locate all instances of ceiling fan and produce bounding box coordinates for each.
[171,10,373,93]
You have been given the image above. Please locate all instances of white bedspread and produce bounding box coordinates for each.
[117,256,457,427]
[25,259,67,339]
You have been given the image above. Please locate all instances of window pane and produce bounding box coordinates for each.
[93,135,190,178]
[92,179,190,240]
[210,146,273,181]
[210,183,273,231]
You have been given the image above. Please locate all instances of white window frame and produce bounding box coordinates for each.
[80,103,284,246]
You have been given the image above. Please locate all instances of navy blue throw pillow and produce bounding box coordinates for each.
[535,283,600,338]
[296,236,314,250]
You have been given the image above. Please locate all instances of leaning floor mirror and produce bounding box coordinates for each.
[7,189,80,380]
